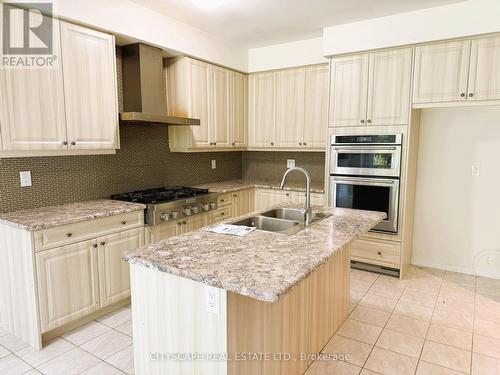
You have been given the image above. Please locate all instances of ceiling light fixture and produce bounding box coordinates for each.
[190,0,225,11]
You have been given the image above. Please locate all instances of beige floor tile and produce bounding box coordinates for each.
[96,308,132,329]
[359,369,380,375]
[443,272,476,287]
[351,278,375,293]
[351,289,366,304]
[435,296,475,316]
[0,345,9,359]
[16,338,75,367]
[476,277,500,288]
[349,302,357,314]
[305,358,361,375]
[472,353,500,375]
[322,335,372,367]
[367,283,405,300]
[115,321,133,337]
[0,334,28,352]
[62,321,111,346]
[336,319,383,345]
[416,360,467,375]
[406,279,442,296]
[421,341,471,373]
[473,334,500,359]
[476,287,500,303]
[386,313,429,338]
[359,293,398,313]
[351,269,379,283]
[431,309,474,332]
[105,345,134,375]
[474,318,500,340]
[80,330,132,360]
[427,324,472,351]
[440,283,475,304]
[81,361,126,374]
[365,347,418,375]
[37,347,100,375]
[376,328,424,358]
[25,370,43,375]
[0,354,32,375]
[475,304,500,325]
[400,288,438,309]
[350,305,390,328]
[413,267,445,278]
[394,301,434,322]
[375,275,409,289]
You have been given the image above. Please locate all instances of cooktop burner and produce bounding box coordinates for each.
[111,186,209,204]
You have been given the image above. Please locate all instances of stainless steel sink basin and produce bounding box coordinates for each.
[260,207,307,222]
[231,216,300,233]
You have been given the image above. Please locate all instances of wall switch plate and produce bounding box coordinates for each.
[20,171,32,187]
[211,160,217,169]
[287,159,295,168]
[472,165,481,176]
[205,286,220,314]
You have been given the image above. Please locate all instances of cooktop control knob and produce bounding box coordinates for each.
[192,206,200,214]
[202,203,210,211]
[171,211,179,219]
[209,202,216,210]
[183,208,192,216]
[160,213,170,221]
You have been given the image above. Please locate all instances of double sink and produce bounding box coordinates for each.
[231,207,331,235]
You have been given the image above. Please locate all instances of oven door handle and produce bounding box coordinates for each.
[332,146,398,152]
[331,177,397,185]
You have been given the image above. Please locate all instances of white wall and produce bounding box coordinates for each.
[323,0,500,56]
[248,37,327,72]
[50,0,247,71]
[412,106,500,278]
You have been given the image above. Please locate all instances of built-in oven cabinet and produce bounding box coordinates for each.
[329,47,413,128]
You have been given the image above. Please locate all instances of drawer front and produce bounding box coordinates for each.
[217,193,233,207]
[209,206,232,224]
[34,211,144,252]
[351,239,401,268]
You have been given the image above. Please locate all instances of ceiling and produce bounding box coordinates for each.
[131,0,465,48]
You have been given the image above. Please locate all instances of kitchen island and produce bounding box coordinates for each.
[124,206,385,375]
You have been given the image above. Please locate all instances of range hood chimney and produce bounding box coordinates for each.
[119,43,200,126]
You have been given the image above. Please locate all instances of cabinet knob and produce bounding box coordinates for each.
[469,93,474,97]
[220,212,224,216]
[233,194,237,198]
[70,141,76,146]
[303,142,307,146]
[177,222,182,226]
[93,243,98,248]
[66,233,72,238]
[63,141,68,146]
[182,221,187,224]
[270,142,274,146]
[286,193,290,197]
[299,142,302,146]
[100,241,106,246]
[460,92,466,97]
[213,142,217,146]
[377,251,382,256]
[121,221,127,225]
[367,119,372,124]
[232,142,236,146]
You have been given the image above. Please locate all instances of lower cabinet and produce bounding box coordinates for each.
[231,188,254,217]
[351,238,401,268]
[254,188,325,211]
[149,214,209,243]
[36,227,144,333]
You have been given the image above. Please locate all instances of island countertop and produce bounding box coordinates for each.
[124,206,385,302]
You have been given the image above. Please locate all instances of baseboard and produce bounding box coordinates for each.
[411,259,476,276]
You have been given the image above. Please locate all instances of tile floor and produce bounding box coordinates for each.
[0,266,499,374]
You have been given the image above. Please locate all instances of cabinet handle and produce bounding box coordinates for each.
[377,251,382,256]
[360,119,365,124]
[233,194,237,198]
[469,93,474,97]
[232,142,236,146]
[299,142,302,146]
[182,221,187,224]
[286,193,290,197]
[63,141,68,146]
[270,142,274,146]
[214,142,217,146]
[70,141,76,146]
[66,233,72,238]
[121,220,127,225]
[220,212,224,216]
[177,222,182,226]
[460,92,466,97]
[93,243,98,248]
[303,142,307,146]
[220,199,224,202]
[100,241,106,246]
[367,119,372,124]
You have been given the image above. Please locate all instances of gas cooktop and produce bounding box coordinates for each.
[111,186,209,204]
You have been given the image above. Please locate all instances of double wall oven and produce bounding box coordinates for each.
[330,134,402,234]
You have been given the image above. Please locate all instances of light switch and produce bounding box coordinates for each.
[472,165,481,176]
[20,171,32,187]
[211,160,217,169]
[287,159,295,168]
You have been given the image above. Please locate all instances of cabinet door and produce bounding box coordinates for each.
[413,40,471,104]
[232,189,254,217]
[468,35,500,101]
[276,67,306,148]
[185,214,208,232]
[36,240,99,332]
[60,22,118,150]
[231,72,247,148]
[367,48,412,126]
[150,220,181,243]
[304,64,329,149]
[291,192,325,207]
[0,15,67,150]
[254,189,291,211]
[249,72,276,148]
[98,228,144,308]
[188,59,212,148]
[212,66,231,148]
[329,54,369,127]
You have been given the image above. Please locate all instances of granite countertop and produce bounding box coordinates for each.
[194,180,325,194]
[124,206,385,302]
[0,200,146,231]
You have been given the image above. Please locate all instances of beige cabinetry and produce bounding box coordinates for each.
[330,48,412,127]
[231,188,255,217]
[413,35,500,105]
[167,57,247,151]
[351,238,401,268]
[249,63,329,151]
[0,14,118,156]
[254,188,325,211]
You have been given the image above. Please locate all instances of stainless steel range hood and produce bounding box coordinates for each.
[119,43,200,126]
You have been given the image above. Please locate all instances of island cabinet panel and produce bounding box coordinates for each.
[227,244,350,375]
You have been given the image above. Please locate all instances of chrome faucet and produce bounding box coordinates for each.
[280,167,312,224]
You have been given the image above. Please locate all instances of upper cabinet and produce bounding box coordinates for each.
[0,12,119,156]
[249,63,328,151]
[329,47,412,127]
[167,57,247,151]
[413,35,500,105]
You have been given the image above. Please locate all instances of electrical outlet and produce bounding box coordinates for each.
[205,286,220,314]
[211,160,217,169]
[20,171,32,187]
[472,165,481,176]
[287,159,295,168]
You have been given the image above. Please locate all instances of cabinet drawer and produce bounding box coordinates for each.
[209,206,232,223]
[351,239,401,267]
[34,211,144,252]
[217,193,233,207]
